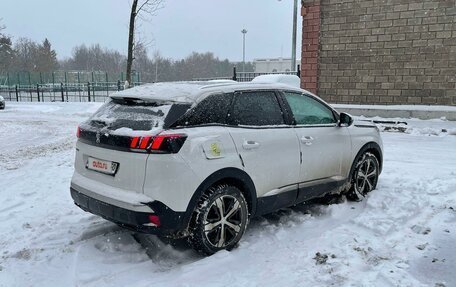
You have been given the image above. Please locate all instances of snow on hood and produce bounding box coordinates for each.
[110,82,206,104]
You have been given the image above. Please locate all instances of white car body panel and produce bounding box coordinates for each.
[346,121,383,177]
[142,153,199,212]
[73,141,148,194]
[228,127,300,198]
[154,127,243,211]
[294,125,352,182]
[71,172,153,212]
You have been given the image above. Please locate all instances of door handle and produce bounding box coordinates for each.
[301,136,314,145]
[242,140,260,150]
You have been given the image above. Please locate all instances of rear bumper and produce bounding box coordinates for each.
[70,187,187,236]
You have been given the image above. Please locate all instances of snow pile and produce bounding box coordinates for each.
[334,104,456,112]
[0,102,455,286]
[251,74,301,88]
[357,115,456,137]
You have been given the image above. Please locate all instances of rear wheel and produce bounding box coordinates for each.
[189,184,248,255]
[346,152,380,201]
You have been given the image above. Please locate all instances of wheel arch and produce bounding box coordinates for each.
[182,167,257,230]
[349,142,383,180]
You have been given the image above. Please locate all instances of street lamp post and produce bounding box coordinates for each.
[291,0,298,72]
[241,29,248,72]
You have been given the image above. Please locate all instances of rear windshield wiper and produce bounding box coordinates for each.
[90,120,110,128]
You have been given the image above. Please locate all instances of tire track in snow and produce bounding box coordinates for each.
[0,136,76,170]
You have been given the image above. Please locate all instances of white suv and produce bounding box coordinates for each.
[71,76,383,255]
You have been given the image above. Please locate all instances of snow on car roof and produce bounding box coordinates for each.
[251,74,301,88]
[110,82,211,103]
[110,79,305,104]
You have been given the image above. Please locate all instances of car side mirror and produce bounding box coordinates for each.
[339,112,353,127]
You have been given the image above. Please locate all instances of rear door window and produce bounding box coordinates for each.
[229,91,284,126]
[173,93,233,126]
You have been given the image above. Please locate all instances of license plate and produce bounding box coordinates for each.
[86,157,119,175]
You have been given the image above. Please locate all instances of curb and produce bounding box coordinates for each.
[332,104,456,121]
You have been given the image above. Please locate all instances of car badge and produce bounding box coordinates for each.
[96,132,101,144]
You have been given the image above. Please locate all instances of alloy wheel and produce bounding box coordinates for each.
[353,156,378,198]
[203,195,245,248]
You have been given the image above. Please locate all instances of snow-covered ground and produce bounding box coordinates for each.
[0,102,455,287]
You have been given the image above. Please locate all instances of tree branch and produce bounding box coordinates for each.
[136,0,150,15]
[137,0,163,16]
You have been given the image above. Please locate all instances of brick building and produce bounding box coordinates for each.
[300,0,456,105]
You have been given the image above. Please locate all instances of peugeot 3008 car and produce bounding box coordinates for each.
[71,76,383,255]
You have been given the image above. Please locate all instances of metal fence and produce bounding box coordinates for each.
[194,65,301,82]
[0,71,140,86]
[0,81,142,103]
[0,67,302,103]
[0,71,141,102]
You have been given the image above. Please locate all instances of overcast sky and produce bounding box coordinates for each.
[1,0,302,62]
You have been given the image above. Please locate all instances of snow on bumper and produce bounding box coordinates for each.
[70,175,189,235]
[70,186,159,233]
[71,171,154,213]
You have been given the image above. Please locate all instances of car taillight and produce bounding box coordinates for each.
[76,126,81,138]
[130,133,187,154]
[148,215,161,227]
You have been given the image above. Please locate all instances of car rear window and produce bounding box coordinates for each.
[85,98,191,135]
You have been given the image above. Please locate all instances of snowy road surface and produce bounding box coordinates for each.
[0,102,455,287]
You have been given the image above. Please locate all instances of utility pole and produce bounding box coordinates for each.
[291,0,298,71]
[241,29,248,72]
[155,61,158,82]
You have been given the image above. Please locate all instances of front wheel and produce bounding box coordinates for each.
[346,152,380,201]
[189,185,248,255]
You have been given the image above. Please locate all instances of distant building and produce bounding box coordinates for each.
[254,58,300,73]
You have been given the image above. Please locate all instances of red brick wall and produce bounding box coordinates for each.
[300,0,321,94]
[302,0,456,105]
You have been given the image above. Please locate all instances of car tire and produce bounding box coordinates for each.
[346,152,380,201]
[189,184,248,255]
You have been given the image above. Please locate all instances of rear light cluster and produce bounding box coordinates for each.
[77,126,187,154]
[142,214,161,227]
[148,215,161,227]
[130,133,187,154]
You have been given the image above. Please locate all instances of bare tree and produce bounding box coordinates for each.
[0,21,15,72]
[126,0,163,87]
